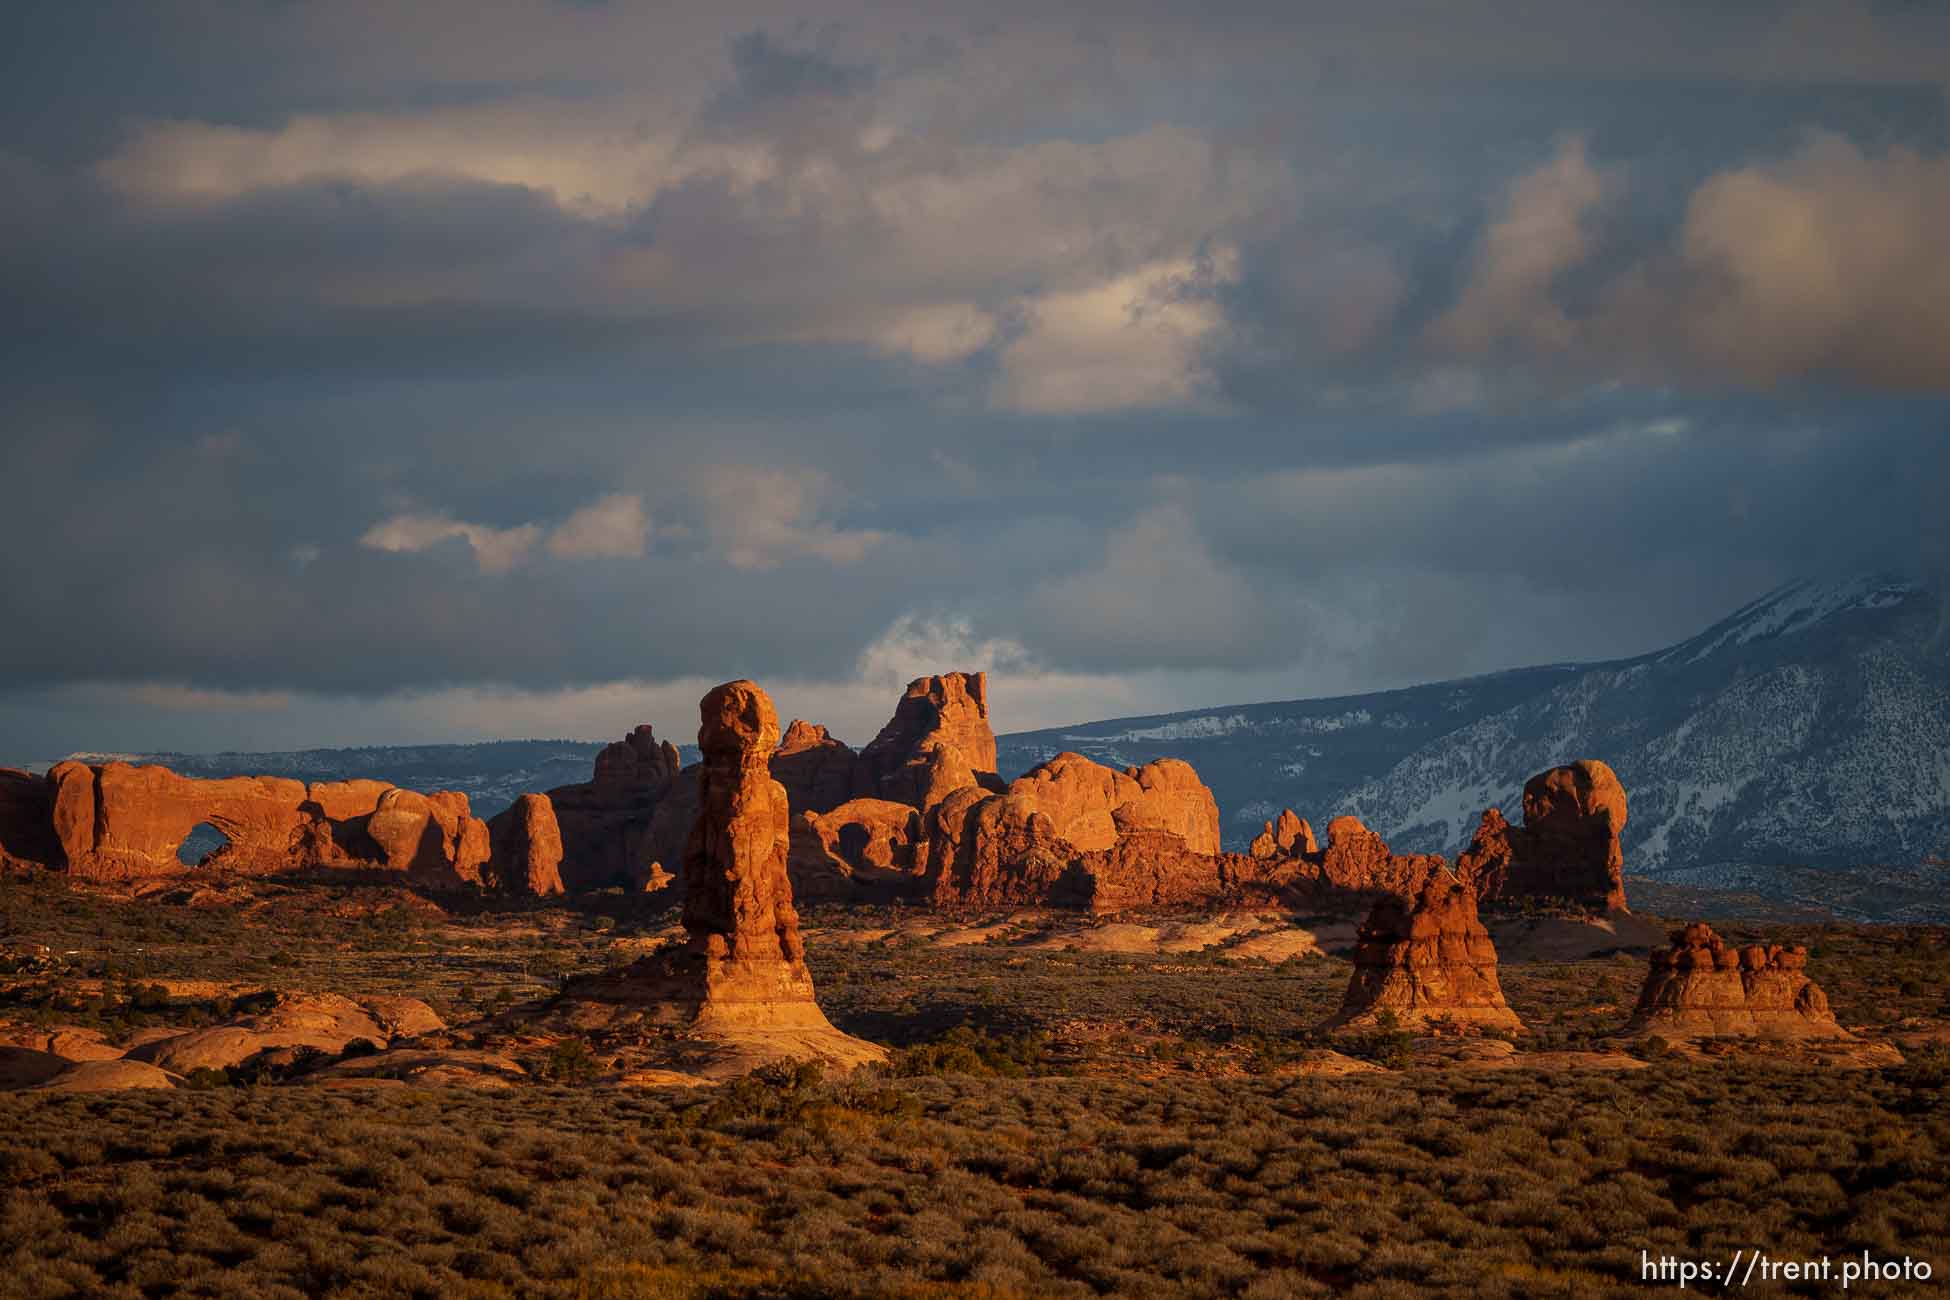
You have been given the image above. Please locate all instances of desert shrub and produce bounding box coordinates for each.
[890,1026,1051,1078]
[532,1039,600,1085]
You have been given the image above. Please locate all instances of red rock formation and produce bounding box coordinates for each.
[48,762,95,873]
[547,724,686,892]
[1070,831,1255,912]
[1457,759,1629,911]
[995,753,1221,855]
[0,769,57,870]
[1321,871,1523,1033]
[486,793,567,897]
[125,992,446,1074]
[855,671,1000,805]
[1621,923,1847,1040]
[920,784,1076,906]
[594,724,683,795]
[568,682,812,1019]
[562,681,881,1068]
[787,798,922,901]
[1316,815,1448,901]
[366,788,490,885]
[1249,808,1317,859]
[918,751,1228,907]
[907,747,1452,913]
[1115,759,1223,855]
[14,761,490,886]
[770,720,857,816]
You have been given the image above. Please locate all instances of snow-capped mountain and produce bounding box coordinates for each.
[999,576,1950,918]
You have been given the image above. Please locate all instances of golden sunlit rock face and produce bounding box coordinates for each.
[486,793,566,897]
[1457,759,1631,912]
[15,760,493,888]
[1321,871,1524,1034]
[554,680,884,1074]
[1622,923,1849,1041]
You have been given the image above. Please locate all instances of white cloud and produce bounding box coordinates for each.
[546,493,649,559]
[696,466,888,570]
[869,303,997,365]
[853,613,1037,689]
[362,493,660,572]
[98,102,769,215]
[359,512,541,574]
[994,250,1239,413]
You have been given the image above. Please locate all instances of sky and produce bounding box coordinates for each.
[2,1,1948,760]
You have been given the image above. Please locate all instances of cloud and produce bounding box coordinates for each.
[546,493,649,559]
[1431,132,1950,393]
[96,102,759,216]
[359,513,542,574]
[1023,502,1304,669]
[4,6,1949,764]
[696,466,889,570]
[853,613,1037,689]
[995,250,1238,413]
[869,303,998,365]
[362,494,653,571]
[120,684,296,713]
[1431,134,1611,358]
[1627,133,1950,389]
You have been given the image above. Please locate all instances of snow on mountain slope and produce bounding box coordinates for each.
[1001,575,1948,918]
[997,665,1586,847]
[1344,577,1948,876]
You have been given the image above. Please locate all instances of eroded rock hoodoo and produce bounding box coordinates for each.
[1321,871,1523,1033]
[558,680,884,1075]
[1249,809,1316,859]
[1457,760,1630,912]
[1620,923,1847,1040]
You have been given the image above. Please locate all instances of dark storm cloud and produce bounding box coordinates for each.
[1,1,1947,756]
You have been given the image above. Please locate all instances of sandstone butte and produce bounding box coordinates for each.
[1619,922,1850,1041]
[549,680,885,1078]
[1456,759,1630,912]
[1320,869,1525,1034]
